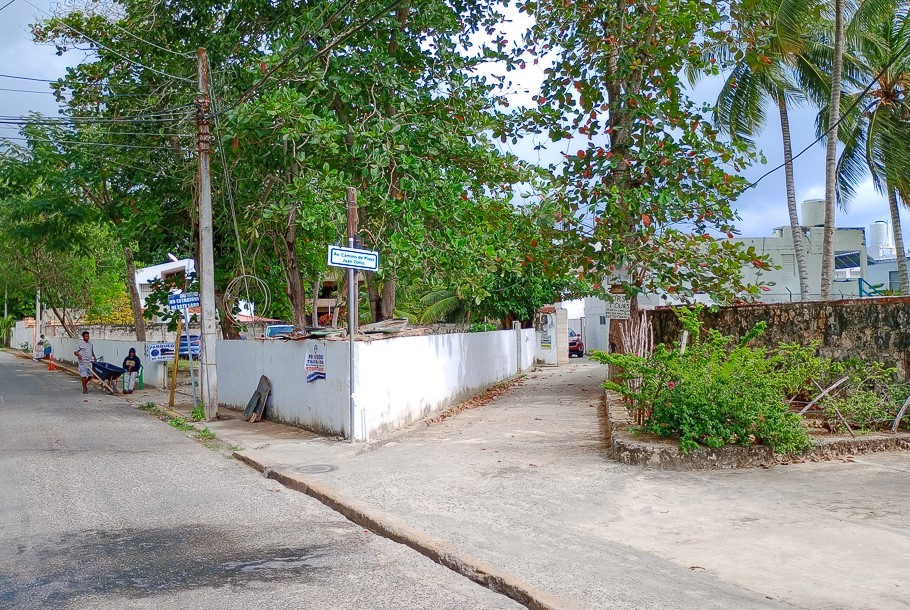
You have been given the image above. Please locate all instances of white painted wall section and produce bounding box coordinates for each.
[51,337,169,388]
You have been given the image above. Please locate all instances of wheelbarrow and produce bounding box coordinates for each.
[91,359,125,395]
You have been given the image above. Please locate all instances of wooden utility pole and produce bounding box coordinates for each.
[347,187,358,441]
[196,48,218,418]
[169,311,183,409]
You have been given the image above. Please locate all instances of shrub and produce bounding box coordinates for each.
[592,312,813,455]
[468,322,498,333]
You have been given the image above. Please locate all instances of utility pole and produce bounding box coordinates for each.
[34,287,40,346]
[196,47,218,418]
[347,187,358,442]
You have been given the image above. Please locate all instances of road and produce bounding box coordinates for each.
[0,350,521,610]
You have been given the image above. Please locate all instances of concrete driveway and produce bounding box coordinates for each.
[229,358,910,610]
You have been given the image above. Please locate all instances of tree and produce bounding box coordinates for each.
[516,0,769,305]
[821,0,846,299]
[833,1,910,293]
[709,0,830,301]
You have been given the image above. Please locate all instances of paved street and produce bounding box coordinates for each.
[0,350,522,610]
[225,359,910,610]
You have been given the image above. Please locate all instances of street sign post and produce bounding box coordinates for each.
[327,245,379,272]
[166,291,199,408]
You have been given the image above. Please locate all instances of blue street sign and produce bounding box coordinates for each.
[168,292,200,310]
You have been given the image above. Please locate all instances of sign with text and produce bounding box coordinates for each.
[603,296,631,320]
[168,292,200,310]
[147,343,175,362]
[305,349,326,383]
[327,245,379,271]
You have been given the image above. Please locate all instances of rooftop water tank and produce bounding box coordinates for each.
[869,220,894,258]
[801,198,825,227]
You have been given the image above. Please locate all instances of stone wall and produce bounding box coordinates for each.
[649,297,910,380]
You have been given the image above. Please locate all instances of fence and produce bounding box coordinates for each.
[217,327,538,440]
[649,296,910,380]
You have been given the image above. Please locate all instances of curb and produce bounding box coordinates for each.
[233,451,579,610]
[604,391,910,470]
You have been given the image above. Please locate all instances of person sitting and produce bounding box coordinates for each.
[122,347,141,394]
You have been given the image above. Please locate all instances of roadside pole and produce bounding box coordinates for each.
[196,47,218,419]
[34,287,40,346]
[169,311,183,409]
[185,309,198,409]
[347,187,357,443]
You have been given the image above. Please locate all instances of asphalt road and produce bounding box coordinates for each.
[0,351,522,610]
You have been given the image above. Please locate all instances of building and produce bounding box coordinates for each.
[135,257,196,308]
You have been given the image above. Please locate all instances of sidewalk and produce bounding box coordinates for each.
[28,350,910,609]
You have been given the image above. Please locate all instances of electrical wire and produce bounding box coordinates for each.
[0,105,195,125]
[0,125,193,138]
[745,35,910,191]
[0,0,17,13]
[0,134,191,150]
[217,0,410,117]
[107,20,194,58]
[0,72,55,83]
[24,0,194,83]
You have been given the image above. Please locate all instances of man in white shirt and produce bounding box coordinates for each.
[73,331,96,394]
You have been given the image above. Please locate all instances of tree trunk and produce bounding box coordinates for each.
[312,276,321,326]
[51,305,76,338]
[380,277,396,320]
[777,96,811,301]
[886,185,909,293]
[821,0,844,301]
[217,288,241,339]
[283,248,308,329]
[123,246,147,341]
[367,279,381,322]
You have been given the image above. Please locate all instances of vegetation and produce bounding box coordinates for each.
[593,307,908,453]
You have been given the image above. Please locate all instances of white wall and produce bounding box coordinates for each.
[356,330,520,438]
[217,339,350,435]
[51,337,169,388]
[216,328,537,440]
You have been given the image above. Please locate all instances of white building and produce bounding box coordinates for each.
[135,257,196,307]
[578,199,906,352]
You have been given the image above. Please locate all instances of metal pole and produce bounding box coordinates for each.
[185,309,198,410]
[34,287,40,346]
[347,187,358,442]
[197,48,218,418]
[169,311,183,409]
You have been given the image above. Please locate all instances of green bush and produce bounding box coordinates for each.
[592,307,820,454]
[468,322,498,333]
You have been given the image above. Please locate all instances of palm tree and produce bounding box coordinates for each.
[712,0,829,301]
[821,0,846,300]
[834,2,910,293]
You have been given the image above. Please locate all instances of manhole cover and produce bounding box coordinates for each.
[293,464,338,474]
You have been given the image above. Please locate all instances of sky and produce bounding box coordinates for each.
[1,1,908,248]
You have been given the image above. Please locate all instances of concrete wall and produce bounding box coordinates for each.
[216,328,538,439]
[649,297,910,380]
[50,337,169,388]
[217,339,350,435]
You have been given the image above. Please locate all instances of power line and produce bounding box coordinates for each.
[0,134,190,150]
[217,0,409,117]
[107,20,194,58]
[0,72,55,83]
[0,125,193,138]
[745,34,910,191]
[0,105,195,125]
[0,0,17,12]
[24,0,194,83]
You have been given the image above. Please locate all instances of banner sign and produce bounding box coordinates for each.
[147,343,175,362]
[305,348,326,383]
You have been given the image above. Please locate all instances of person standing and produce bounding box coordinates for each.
[121,347,141,394]
[73,331,96,394]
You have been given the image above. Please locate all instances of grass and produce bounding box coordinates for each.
[195,427,215,440]
[167,417,194,432]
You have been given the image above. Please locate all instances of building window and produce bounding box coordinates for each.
[781,253,795,274]
[600,315,607,325]
[890,271,900,292]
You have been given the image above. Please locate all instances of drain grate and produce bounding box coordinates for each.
[293,464,338,474]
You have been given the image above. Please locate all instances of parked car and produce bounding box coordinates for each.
[568,329,584,357]
[265,324,295,338]
[179,335,201,357]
